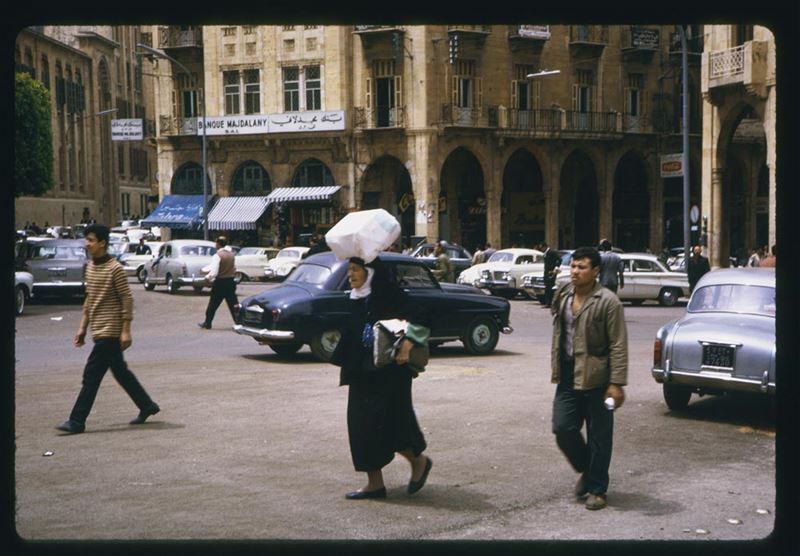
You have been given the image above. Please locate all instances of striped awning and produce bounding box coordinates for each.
[265,185,342,205]
[207,196,271,230]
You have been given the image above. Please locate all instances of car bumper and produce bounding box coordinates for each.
[32,282,84,294]
[121,266,139,277]
[176,276,208,287]
[477,278,514,289]
[232,324,296,343]
[651,366,775,395]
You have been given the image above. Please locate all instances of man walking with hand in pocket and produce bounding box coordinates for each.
[198,235,238,329]
[56,224,160,434]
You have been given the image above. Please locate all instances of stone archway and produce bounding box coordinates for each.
[559,150,598,248]
[501,149,544,248]
[171,162,207,195]
[231,160,271,196]
[439,147,485,248]
[360,155,415,246]
[612,152,650,252]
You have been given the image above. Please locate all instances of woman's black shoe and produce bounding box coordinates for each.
[345,487,387,500]
[408,457,433,494]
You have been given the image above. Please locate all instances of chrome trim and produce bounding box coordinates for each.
[652,367,775,395]
[232,324,295,342]
[760,370,770,394]
[245,305,265,314]
[502,326,514,334]
[33,281,84,287]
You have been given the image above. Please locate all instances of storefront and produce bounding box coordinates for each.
[140,195,209,239]
[264,186,342,246]
[206,196,273,246]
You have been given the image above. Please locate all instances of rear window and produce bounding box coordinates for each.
[278,249,301,258]
[238,247,261,256]
[688,284,775,317]
[30,245,86,260]
[285,263,331,285]
[179,245,216,256]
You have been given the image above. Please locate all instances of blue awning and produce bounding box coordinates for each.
[140,195,208,230]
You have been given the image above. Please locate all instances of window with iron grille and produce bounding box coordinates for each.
[283,66,300,111]
[305,65,321,110]
[243,25,256,35]
[625,73,643,116]
[41,55,50,89]
[233,162,271,195]
[224,70,240,114]
[222,27,237,37]
[244,69,260,114]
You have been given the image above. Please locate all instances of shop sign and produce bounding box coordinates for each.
[196,110,346,136]
[631,27,660,49]
[660,153,684,178]
[111,119,143,141]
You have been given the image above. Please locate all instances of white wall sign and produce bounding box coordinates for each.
[197,115,270,135]
[660,153,684,178]
[195,111,346,136]
[111,119,143,141]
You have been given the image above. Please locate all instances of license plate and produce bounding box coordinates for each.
[48,268,67,278]
[702,344,734,369]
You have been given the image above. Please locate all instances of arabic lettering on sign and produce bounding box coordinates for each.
[268,111,345,133]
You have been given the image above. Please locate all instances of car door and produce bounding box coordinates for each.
[152,243,171,282]
[630,258,660,299]
[395,261,460,338]
[59,245,86,284]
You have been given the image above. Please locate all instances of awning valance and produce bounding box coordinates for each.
[140,195,207,230]
[207,196,271,230]
[265,185,342,205]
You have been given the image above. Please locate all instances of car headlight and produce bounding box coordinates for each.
[523,276,532,286]
[502,272,511,281]
[481,269,490,278]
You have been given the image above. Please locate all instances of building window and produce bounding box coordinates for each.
[283,66,300,111]
[232,161,271,195]
[246,42,256,56]
[367,60,402,127]
[41,55,50,89]
[175,73,198,118]
[243,25,256,35]
[224,70,240,114]
[121,193,131,218]
[573,69,596,113]
[283,25,295,31]
[173,163,204,195]
[58,146,65,190]
[140,194,148,216]
[452,60,478,109]
[292,159,334,187]
[222,26,237,37]
[305,65,321,110]
[512,65,538,110]
[625,73,643,116]
[244,69,261,114]
[225,44,236,57]
[306,37,317,51]
[283,39,295,52]
[304,25,318,30]
[117,144,125,176]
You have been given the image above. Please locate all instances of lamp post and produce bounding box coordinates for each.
[136,43,208,240]
[677,26,691,264]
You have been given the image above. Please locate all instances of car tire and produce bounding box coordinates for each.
[630,299,645,306]
[658,287,680,307]
[15,285,26,316]
[462,316,499,355]
[496,289,517,300]
[663,383,692,410]
[309,329,342,362]
[143,271,156,291]
[193,286,204,293]
[234,271,245,284]
[269,342,303,358]
[136,266,147,283]
[166,274,178,294]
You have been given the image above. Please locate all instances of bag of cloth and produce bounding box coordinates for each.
[325,209,401,263]
[373,319,430,374]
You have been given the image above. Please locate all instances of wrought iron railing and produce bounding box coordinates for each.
[709,44,745,79]
[353,106,406,129]
[564,111,619,132]
[447,25,491,34]
[505,108,563,130]
[158,26,203,49]
[441,104,495,127]
[159,115,198,136]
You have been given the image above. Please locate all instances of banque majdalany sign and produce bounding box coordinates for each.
[197,110,346,136]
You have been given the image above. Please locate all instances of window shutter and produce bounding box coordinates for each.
[394,75,402,110]
[533,81,540,109]
[452,76,459,106]
[510,80,518,108]
[624,87,630,114]
[171,89,177,119]
[571,84,579,111]
[641,92,648,118]
[591,86,598,112]
[365,77,372,109]
[476,77,483,112]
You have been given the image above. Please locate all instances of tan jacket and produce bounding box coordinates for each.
[550,280,628,390]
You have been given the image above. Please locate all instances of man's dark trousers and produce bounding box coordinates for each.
[544,277,556,307]
[552,362,614,495]
[203,276,238,327]
[69,338,154,425]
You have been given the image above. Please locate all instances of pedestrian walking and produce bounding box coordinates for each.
[56,224,160,434]
[687,245,711,293]
[330,256,433,500]
[483,242,496,260]
[542,242,561,308]
[432,242,454,283]
[198,236,238,330]
[746,247,761,268]
[549,246,628,510]
[760,245,776,268]
[597,239,624,294]
[472,245,485,265]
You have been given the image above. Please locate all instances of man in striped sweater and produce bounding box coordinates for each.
[56,224,160,434]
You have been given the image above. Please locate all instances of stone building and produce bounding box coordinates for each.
[701,24,776,268]
[144,24,705,251]
[14,26,157,230]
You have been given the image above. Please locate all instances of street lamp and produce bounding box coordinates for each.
[136,42,209,240]
[526,69,561,79]
[677,26,691,264]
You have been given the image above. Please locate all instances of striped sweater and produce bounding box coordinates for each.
[84,256,134,340]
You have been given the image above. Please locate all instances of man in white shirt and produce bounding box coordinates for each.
[198,236,238,329]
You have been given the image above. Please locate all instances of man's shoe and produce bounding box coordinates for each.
[345,487,387,500]
[574,473,589,498]
[55,420,85,434]
[585,493,607,510]
[130,403,160,425]
[408,457,433,494]
[197,322,211,329]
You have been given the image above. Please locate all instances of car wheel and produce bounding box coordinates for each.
[234,271,245,284]
[663,383,692,410]
[309,329,342,362]
[166,274,178,294]
[193,286,204,293]
[269,342,303,358]
[630,299,645,306]
[462,316,499,355]
[136,266,147,283]
[143,271,156,291]
[658,287,680,307]
[15,285,26,316]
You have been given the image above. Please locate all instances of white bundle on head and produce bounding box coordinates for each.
[325,209,401,263]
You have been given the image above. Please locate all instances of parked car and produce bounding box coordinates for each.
[234,247,280,283]
[553,252,690,306]
[409,242,473,281]
[651,268,775,410]
[141,240,217,294]
[457,248,544,299]
[669,253,739,272]
[119,242,164,282]
[521,249,574,303]
[16,239,86,298]
[233,251,514,361]
[15,271,34,315]
[263,246,310,280]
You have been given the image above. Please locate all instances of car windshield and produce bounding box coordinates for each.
[688,284,775,317]
[560,252,573,266]
[278,249,301,258]
[488,252,513,263]
[284,263,331,285]
[238,247,262,256]
[179,245,216,256]
[30,245,86,260]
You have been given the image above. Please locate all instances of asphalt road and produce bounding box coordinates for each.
[12,278,777,545]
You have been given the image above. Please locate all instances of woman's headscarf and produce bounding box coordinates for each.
[348,257,375,299]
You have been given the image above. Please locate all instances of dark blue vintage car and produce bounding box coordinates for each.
[232,251,513,361]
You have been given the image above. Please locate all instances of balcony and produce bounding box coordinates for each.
[159,115,198,137]
[447,25,491,35]
[158,26,203,50]
[353,26,404,50]
[353,106,406,129]
[508,25,550,53]
[564,110,619,132]
[569,25,608,46]
[502,108,563,131]
[353,25,404,34]
[441,104,497,127]
[499,108,621,136]
[621,26,660,62]
[704,41,769,98]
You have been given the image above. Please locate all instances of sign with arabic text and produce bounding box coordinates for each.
[268,110,346,133]
[111,119,143,141]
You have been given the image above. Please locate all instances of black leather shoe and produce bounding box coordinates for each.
[130,403,160,425]
[408,457,433,494]
[345,487,387,500]
[55,420,85,434]
[197,322,211,329]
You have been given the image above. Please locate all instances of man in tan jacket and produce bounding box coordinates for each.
[198,235,238,329]
[549,246,628,510]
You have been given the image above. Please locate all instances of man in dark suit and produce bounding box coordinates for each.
[542,242,561,308]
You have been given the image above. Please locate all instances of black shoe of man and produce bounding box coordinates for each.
[130,403,160,425]
[55,420,85,434]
